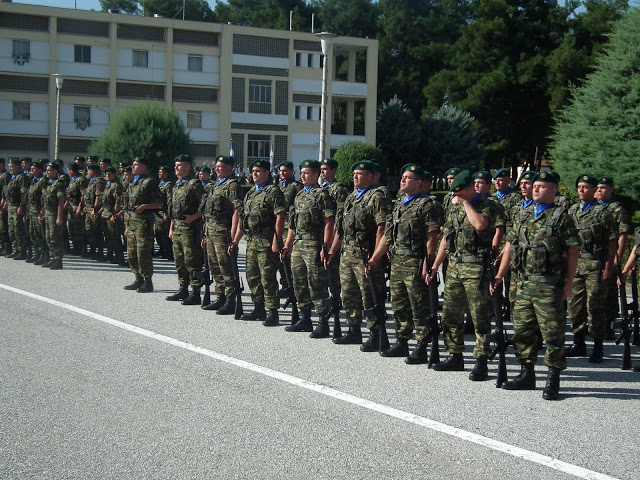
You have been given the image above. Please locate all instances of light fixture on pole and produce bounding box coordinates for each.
[315,32,337,163]
[53,74,64,161]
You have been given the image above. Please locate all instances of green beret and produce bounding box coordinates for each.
[133,156,149,166]
[450,170,473,192]
[100,157,112,164]
[47,161,61,170]
[493,167,510,180]
[120,161,131,168]
[104,166,116,174]
[74,156,86,162]
[87,164,101,171]
[200,166,211,174]
[215,155,235,166]
[67,162,79,171]
[21,157,32,163]
[597,176,614,187]
[351,160,376,172]
[31,161,43,170]
[88,155,99,162]
[401,163,426,180]
[371,162,382,173]
[321,158,338,168]
[9,157,22,165]
[278,161,294,170]
[159,165,172,173]
[174,154,192,164]
[445,167,461,177]
[299,159,321,170]
[124,165,133,173]
[473,170,491,181]
[251,159,270,170]
[575,174,597,187]
[0,158,5,164]
[533,171,560,185]
[518,170,537,183]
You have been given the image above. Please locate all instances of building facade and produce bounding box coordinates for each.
[0,3,378,166]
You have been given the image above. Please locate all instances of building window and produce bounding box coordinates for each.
[295,52,301,67]
[247,135,271,162]
[187,111,202,128]
[249,80,271,104]
[307,107,313,120]
[74,105,91,130]
[294,105,301,119]
[308,55,313,67]
[187,54,203,72]
[132,50,148,68]
[12,40,30,65]
[13,101,30,120]
[74,45,91,63]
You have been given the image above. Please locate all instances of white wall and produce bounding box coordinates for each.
[0,100,48,136]
[56,43,110,79]
[0,39,50,75]
[232,54,288,70]
[116,48,166,83]
[178,110,219,142]
[59,104,109,137]
[231,112,288,125]
[172,53,219,86]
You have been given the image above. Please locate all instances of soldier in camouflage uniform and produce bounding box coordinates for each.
[494,171,579,400]
[442,167,461,217]
[281,160,336,333]
[0,158,11,256]
[4,157,30,259]
[165,155,205,305]
[81,164,106,259]
[327,160,390,348]
[428,170,496,380]
[25,161,48,265]
[566,174,617,363]
[100,167,126,265]
[199,166,213,194]
[41,162,67,270]
[276,161,302,294]
[155,166,174,260]
[230,160,286,323]
[200,155,244,314]
[595,176,629,338]
[368,164,444,362]
[123,157,163,293]
[65,162,88,255]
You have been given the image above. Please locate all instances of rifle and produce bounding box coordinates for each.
[631,269,640,347]
[359,245,390,353]
[277,238,299,326]
[200,240,212,307]
[425,256,441,368]
[322,244,342,339]
[227,242,245,320]
[615,266,632,370]
[485,252,511,388]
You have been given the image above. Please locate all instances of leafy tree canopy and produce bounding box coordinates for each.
[334,141,386,188]
[99,0,140,14]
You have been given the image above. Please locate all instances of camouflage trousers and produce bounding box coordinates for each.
[603,275,619,325]
[390,254,430,341]
[84,208,104,249]
[155,213,171,254]
[7,206,28,253]
[568,269,607,340]
[45,214,64,261]
[441,260,491,359]
[205,224,233,295]
[339,244,384,328]
[245,237,279,309]
[0,210,9,251]
[27,213,46,258]
[103,214,124,255]
[67,206,84,249]
[127,214,155,278]
[277,232,288,288]
[291,240,329,313]
[172,226,203,288]
[512,280,566,370]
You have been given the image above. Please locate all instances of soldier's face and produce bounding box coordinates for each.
[400,172,422,195]
[9,163,20,174]
[158,170,167,179]
[520,180,532,199]
[87,169,97,179]
[577,182,596,202]
[198,171,210,182]
[532,181,557,204]
[474,179,490,194]
[46,166,57,179]
[175,162,191,179]
[124,172,134,183]
[494,176,509,191]
[132,162,147,176]
[252,167,270,184]
[106,171,116,182]
[30,165,41,176]
[446,175,456,186]
[352,169,373,189]
[100,161,107,171]
[320,165,335,182]
[21,161,31,171]
[279,167,293,181]
[596,184,614,202]
[216,162,233,179]
[300,167,319,186]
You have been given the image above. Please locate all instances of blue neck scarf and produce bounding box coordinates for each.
[32,174,42,182]
[534,202,553,218]
[581,200,594,212]
[201,180,209,186]
[107,181,112,186]
[470,194,481,206]
[216,177,228,187]
[355,187,371,200]
[177,178,186,186]
[159,180,165,186]
[403,193,419,207]
[11,173,19,180]
[255,181,269,192]
[322,181,331,189]
[89,176,97,184]
[303,185,314,194]
[496,187,511,200]
[281,180,291,188]
[72,174,80,180]
[598,199,609,206]
[522,198,533,209]
[134,174,148,184]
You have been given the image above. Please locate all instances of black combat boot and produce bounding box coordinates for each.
[4,245,14,257]
[469,358,489,381]
[13,250,27,260]
[136,277,154,293]
[166,285,188,301]
[42,257,54,268]
[124,275,144,290]
[333,325,362,345]
[502,363,536,390]
[285,307,313,332]
[241,302,266,321]
[216,295,236,315]
[202,293,226,310]
[380,338,409,357]
[432,353,464,371]
[588,339,604,363]
[26,246,33,261]
[25,251,36,263]
[81,244,89,257]
[49,258,63,270]
[182,288,201,305]
[309,316,330,338]
[263,309,280,327]
[565,332,587,357]
[405,340,429,365]
[33,252,44,266]
[542,367,561,400]
[360,326,380,352]
[88,246,96,259]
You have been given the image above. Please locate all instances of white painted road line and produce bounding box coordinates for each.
[0,282,619,480]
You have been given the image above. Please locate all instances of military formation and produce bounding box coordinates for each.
[3,153,638,400]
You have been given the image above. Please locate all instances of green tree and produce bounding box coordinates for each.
[376,95,423,175]
[89,102,193,171]
[143,0,215,21]
[421,105,484,176]
[310,0,379,38]
[99,0,140,14]
[550,8,640,204]
[334,141,386,188]
[215,0,312,30]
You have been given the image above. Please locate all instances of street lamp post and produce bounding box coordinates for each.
[53,74,64,160]
[315,32,337,163]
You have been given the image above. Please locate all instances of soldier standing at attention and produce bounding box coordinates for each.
[123,157,163,293]
[200,155,244,313]
[65,162,88,255]
[80,164,106,259]
[427,170,496,380]
[566,174,617,363]
[277,161,302,295]
[155,166,174,260]
[4,157,30,259]
[442,167,461,217]
[165,155,205,306]
[230,160,286,324]
[25,160,48,264]
[368,164,444,362]
[494,171,579,400]
[40,161,67,270]
[280,160,336,333]
[198,166,213,193]
[474,170,506,255]
[100,166,126,265]
[326,160,390,348]
[595,176,629,339]
[0,158,11,256]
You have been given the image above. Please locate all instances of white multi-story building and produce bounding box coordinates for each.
[0,3,378,166]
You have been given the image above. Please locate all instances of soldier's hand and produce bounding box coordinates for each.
[323,252,334,269]
[367,255,381,271]
[56,217,63,227]
[279,246,290,262]
[271,241,279,254]
[227,241,238,256]
[490,277,503,295]
[602,264,613,281]
[451,196,464,207]
[425,270,436,285]
[562,282,573,301]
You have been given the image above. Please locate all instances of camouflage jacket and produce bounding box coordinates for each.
[26,175,48,214]
[290,184,336,242]
[84,176,106,211]
[600,199,630,237]
[43,177,67,215]
[491,188,522,231]
[101,180,123,218]
[66,174,88,208]
[170,178,204,233]
[0,170,10,202]
[386,194,444,258]
[125,175,162,226]
[200,177,243,231]
[241,184,286,240]
[443,195,496,264]
[280,180,302,230]
[568,201,617,272]
[4,172,29,207]
[323,180,350,219]
[339,187,390,253]
[158,180,174,214]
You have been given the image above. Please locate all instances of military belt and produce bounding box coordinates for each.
[295,232,322,241]
[449,253,485,264]
[391,247,421,258]
[579,252,600,260]
[518,274,559,285]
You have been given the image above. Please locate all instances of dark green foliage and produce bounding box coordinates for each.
[334,141,386,188]
[89,102,193,172]
[99,0,140,14]
[550,8,640,205]
[215,0,312,30]
[143,0,215,21]
[376,96,423,176]
[311,0,379,38]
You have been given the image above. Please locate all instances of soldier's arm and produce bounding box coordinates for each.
[368,233,388,270]
[426,230,440,263]
[563,245,579,300]
[494,242,512,287]
[230,208,240,242]
[428,236,448,284]
[322,216,334,248]
[462,198,489,231]
[617,233,628,263]
[56,195,65,226]
[272,213,286,254]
